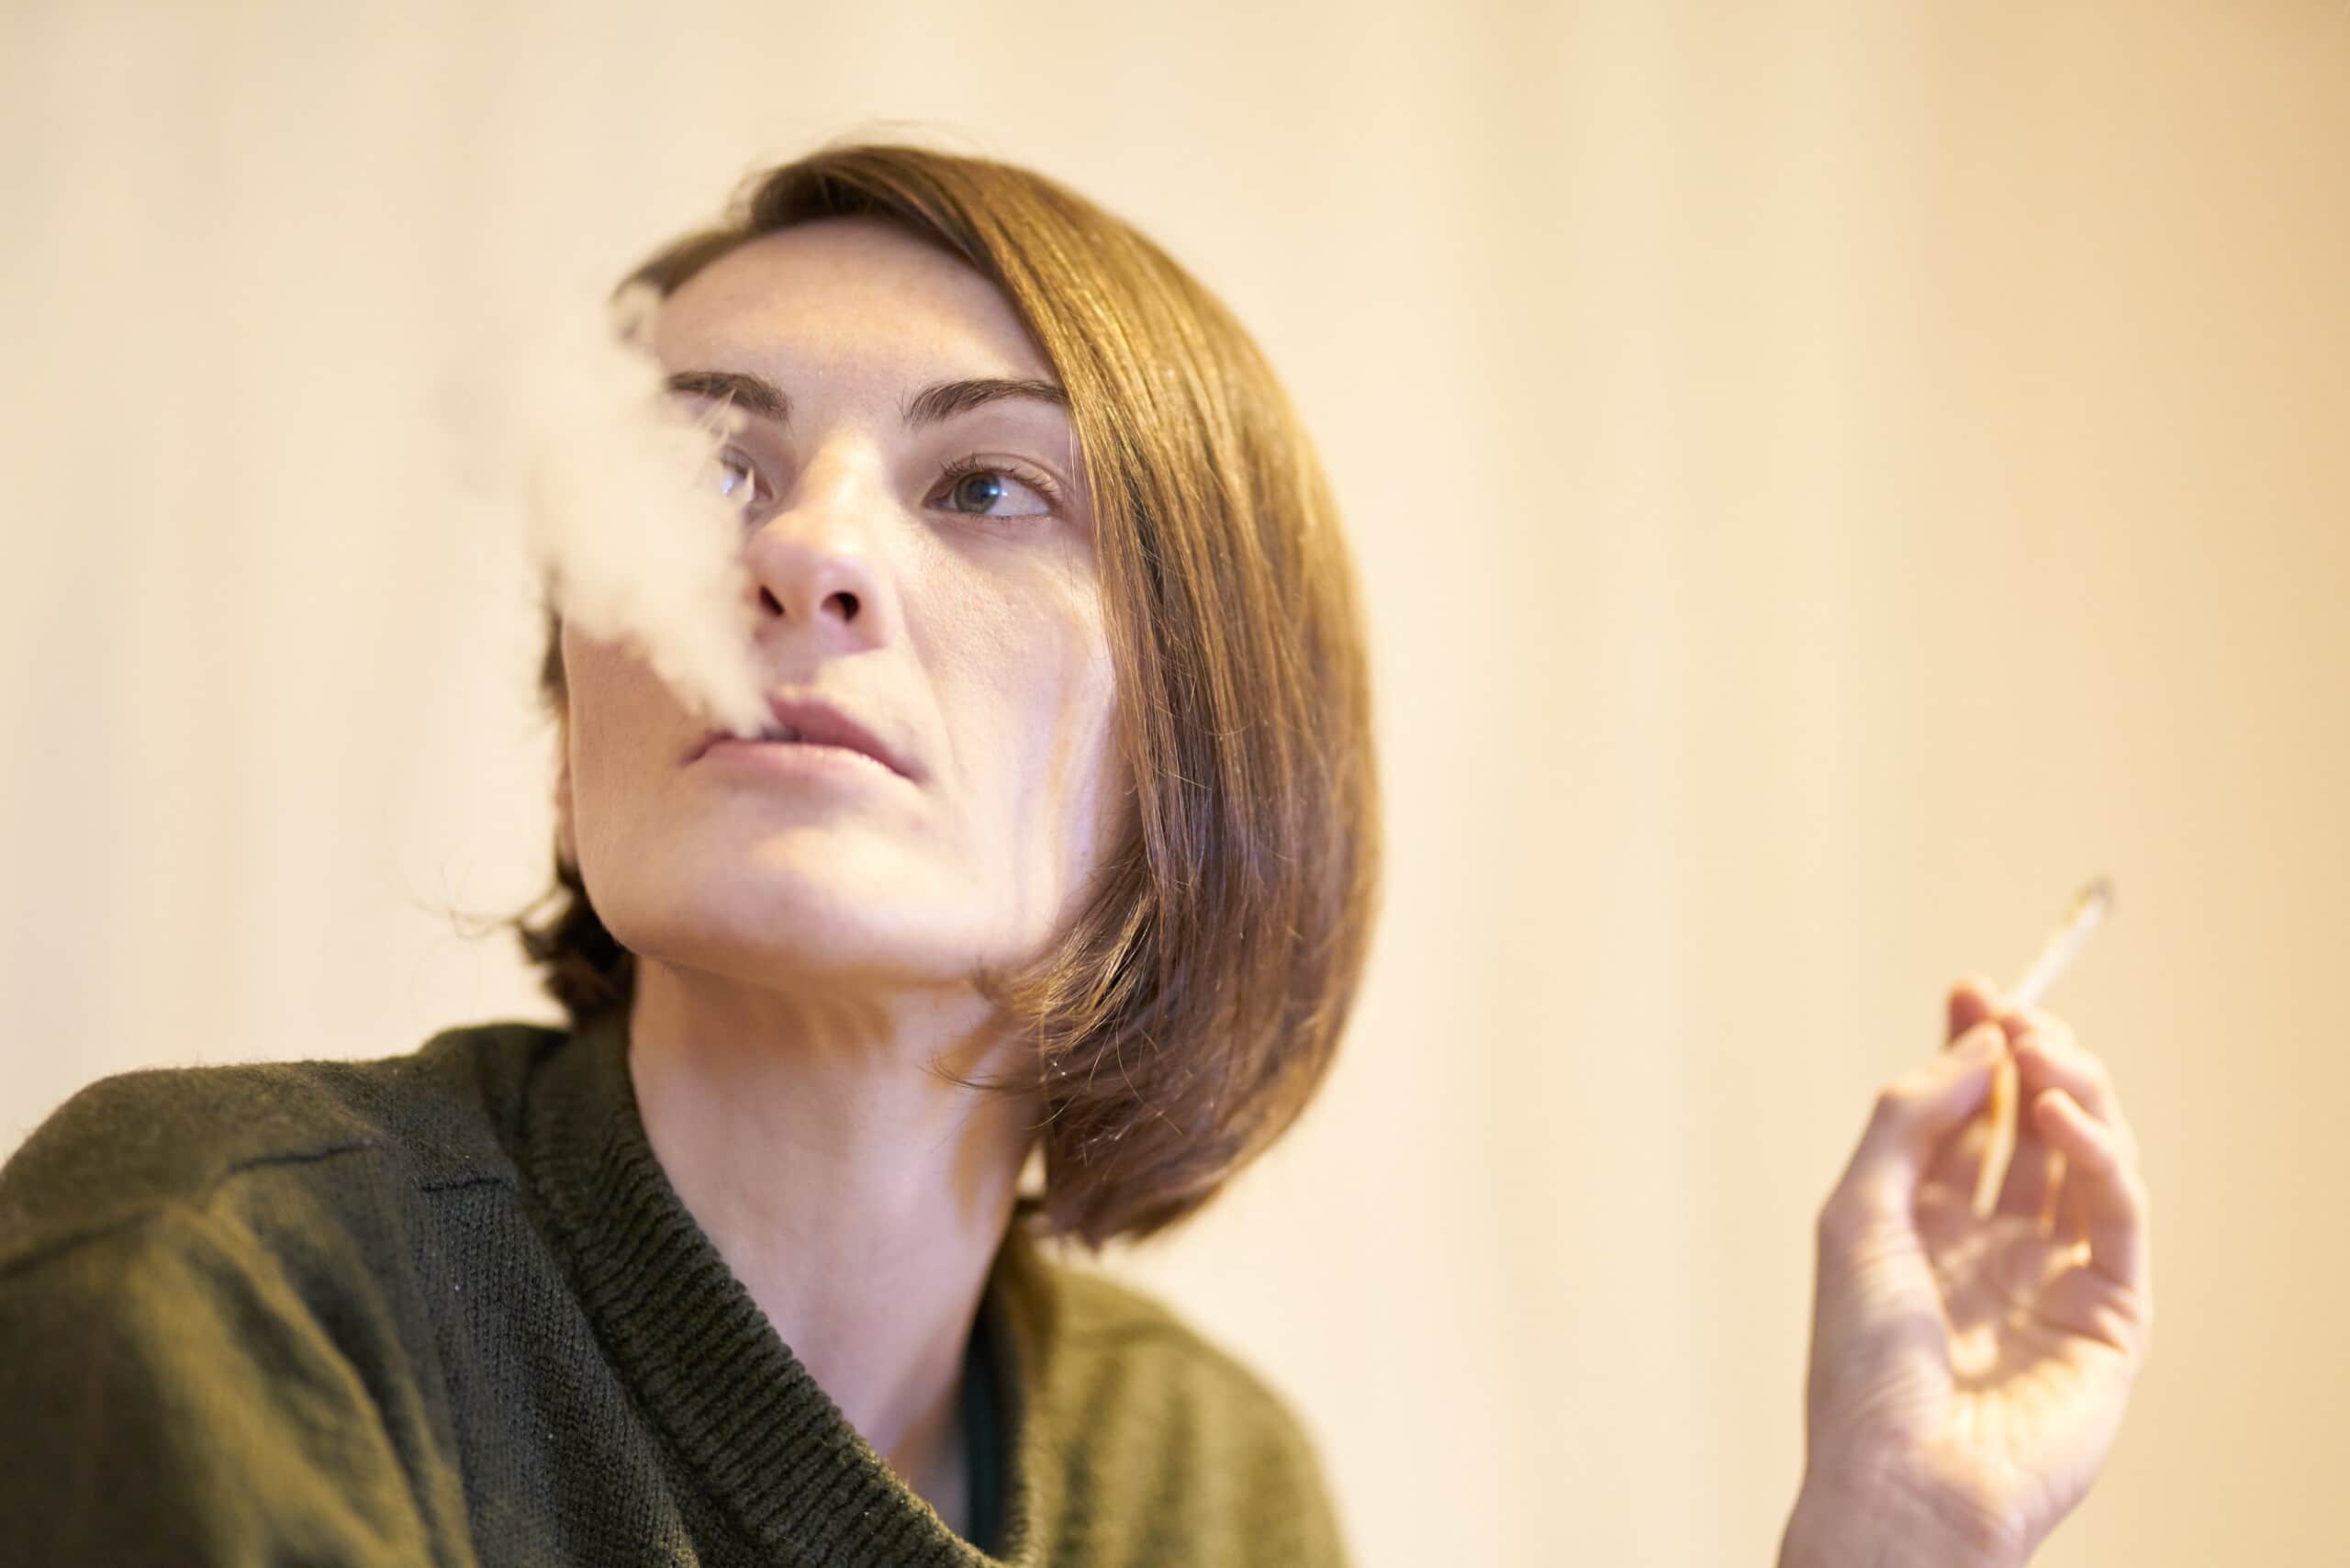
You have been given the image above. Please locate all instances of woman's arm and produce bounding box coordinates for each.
[0,1204,453,1566]
[1777,1462,2011,1568]
[1781,978,2154,1567]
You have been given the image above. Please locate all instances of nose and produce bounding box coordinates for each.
[741,449,900,653]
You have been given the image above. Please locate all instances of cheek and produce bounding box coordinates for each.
[1050,652,1125,876]
[562,632,689,847]
[1007,600,1123,913]
[932,566,1123,915]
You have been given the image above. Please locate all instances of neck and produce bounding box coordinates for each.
[624,958,1038,1527]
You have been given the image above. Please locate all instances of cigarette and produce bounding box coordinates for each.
[1971,877,2115,1221]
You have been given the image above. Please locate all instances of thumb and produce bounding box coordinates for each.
[1832,1020,2007,1222]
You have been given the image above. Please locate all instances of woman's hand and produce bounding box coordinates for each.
[1781,978,2154,1568]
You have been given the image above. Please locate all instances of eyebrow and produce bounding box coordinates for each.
[662,368,1068,431]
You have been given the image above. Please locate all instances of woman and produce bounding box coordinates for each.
[0,144,2149,1566]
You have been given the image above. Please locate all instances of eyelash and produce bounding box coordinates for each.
[934,453,1064,518]
[717,450,1065,520]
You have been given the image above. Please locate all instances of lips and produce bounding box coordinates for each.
[686,693,917,781]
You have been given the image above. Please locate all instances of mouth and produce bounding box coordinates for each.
[684,694,917,782]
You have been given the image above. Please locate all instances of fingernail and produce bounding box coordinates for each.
[1958,1022,2005,1060]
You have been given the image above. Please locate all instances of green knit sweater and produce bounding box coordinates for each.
[0,1014,1348,1566]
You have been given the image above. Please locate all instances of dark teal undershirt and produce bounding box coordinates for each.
[959,1304,1004,1555]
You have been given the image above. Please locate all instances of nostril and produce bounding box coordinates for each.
[824,589,860,622]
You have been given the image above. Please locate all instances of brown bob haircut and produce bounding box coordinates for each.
[514,142,1380,1249]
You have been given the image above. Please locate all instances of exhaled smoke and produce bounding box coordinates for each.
[500,281,769,738]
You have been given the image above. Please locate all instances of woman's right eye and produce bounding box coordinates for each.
[710,451,766,509]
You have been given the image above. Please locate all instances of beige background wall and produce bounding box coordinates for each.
[4,1,2344,1562]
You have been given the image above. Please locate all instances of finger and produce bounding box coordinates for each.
[1995,1126,2063,1227]
[2033,1087,2153,1302]
[1831,1022,2007,1227]
[2009,1015,2139,1166]
[1970,1049,2021,1220]
[1996,1001,2070,1056]
[1945,974,2002,1045]
[1924,983,2001,1200]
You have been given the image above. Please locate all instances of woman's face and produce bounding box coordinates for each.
[556,218,1122,995]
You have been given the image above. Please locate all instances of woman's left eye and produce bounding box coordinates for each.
[936,462,1055,519]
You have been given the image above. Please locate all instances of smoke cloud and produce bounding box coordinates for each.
[476,281,770,739]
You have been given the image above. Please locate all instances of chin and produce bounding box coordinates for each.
[599,852,1007,993]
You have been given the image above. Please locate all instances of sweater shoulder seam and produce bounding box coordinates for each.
[0,1137,386,1286]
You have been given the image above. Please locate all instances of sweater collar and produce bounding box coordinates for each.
[522,1006,1058,1565]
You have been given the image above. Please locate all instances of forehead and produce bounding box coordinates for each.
[649,218,1055,388]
